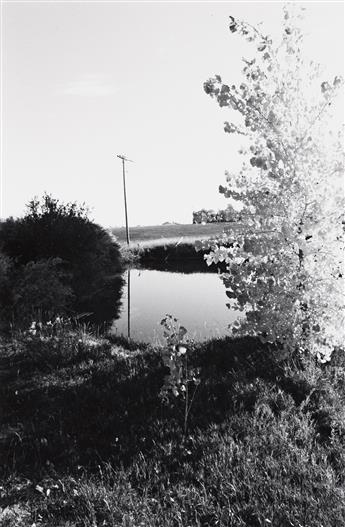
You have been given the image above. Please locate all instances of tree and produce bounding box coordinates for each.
[201,6,344,360]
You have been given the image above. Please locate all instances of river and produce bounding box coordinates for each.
[111,268,239,344]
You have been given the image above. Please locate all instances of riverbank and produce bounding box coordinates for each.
[121,242,225,273]
[112,222,240,246]
[1,329,344,526]
[115,222,237,273]
[117,222,234,271]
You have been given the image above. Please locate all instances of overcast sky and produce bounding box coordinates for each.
[1,1,344,227]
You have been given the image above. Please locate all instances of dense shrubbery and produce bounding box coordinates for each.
[12,259,74,323]
[0,195,124,327]
[0,331,344,526]
[135,242,226,273]
[0,251,13,330]
[139,242,208,272]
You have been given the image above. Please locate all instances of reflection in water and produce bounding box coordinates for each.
[127,269,131,339]
[111,268,239,344]
[81,273,124,331]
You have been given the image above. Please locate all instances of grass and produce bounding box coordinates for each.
[1,329,345,526]
[116,222,239,271]
[112,222,241,246]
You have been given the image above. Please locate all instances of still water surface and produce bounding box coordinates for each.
[111,268,239,344]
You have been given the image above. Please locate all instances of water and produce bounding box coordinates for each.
[111,268,239,344]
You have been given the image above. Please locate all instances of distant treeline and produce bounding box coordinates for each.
[192,206,241,224]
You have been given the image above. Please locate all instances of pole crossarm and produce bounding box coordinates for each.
[117,154,134,163]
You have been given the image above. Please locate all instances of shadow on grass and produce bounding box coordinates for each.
[1,333,345,527]
[0,333,320,477]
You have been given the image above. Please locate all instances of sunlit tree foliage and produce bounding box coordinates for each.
[200,6,344,360]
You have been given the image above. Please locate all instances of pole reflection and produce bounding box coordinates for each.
[127,268,131,339]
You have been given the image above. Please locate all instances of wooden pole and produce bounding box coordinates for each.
[117,154,133,245]
[122,157,130,245]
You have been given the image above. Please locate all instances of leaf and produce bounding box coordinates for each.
[321,81,330,93]
[194,240,203,252]
[179,326,187,337]
[226,291,236,299]
[203,80,214,95]
[229,17,237,33]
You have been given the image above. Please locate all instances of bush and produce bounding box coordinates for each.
[0,195,124,326]
[12,259,74,325]
[0,250,13,329]
[138,242,223,273]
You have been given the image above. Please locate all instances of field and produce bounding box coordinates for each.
[112,222,241,247]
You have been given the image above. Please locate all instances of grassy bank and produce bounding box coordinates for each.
[122,242,225,273]
[116,223,236,272]
[138,242,211,272]
[112,222,240,246]
[1,330,344,526]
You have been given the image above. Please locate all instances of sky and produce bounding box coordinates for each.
[1,1,344,227]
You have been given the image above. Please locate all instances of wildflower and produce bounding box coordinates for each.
[28,321,37,335]
[176,345,187,356]
[172,387,179,397]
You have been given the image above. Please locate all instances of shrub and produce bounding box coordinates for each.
[0,195,124,326]
[138,242,222,273]
[0,250,13,328]
[12,259,74,325]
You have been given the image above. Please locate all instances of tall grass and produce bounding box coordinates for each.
[1,330,344,526]
[112,222,240,245]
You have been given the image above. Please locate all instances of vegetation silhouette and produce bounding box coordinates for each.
[0,194,124,328]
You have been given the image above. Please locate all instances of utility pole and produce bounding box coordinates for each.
[117,154,133,245]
